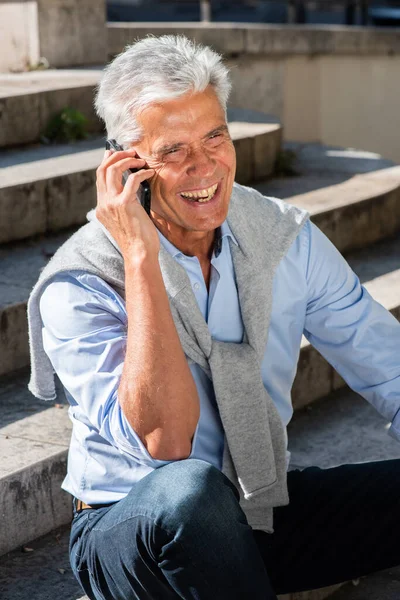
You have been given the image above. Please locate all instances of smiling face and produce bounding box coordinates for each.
[133,86,236,253]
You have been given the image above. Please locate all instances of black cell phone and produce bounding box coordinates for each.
[105,139,151,215]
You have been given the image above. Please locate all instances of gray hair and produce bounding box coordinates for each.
[94,35,232,148]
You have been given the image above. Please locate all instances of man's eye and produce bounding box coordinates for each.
[207,133,224,146]
[162,147,187,163]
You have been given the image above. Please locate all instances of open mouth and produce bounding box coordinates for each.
[179,183,219,204]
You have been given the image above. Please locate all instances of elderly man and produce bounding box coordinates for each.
[28,35,400,600]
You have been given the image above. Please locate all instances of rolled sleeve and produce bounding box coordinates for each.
[304,222,400,429]
[103,390,201,466]
[39,271,189,468]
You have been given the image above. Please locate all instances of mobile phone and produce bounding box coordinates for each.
[105,139,151,215]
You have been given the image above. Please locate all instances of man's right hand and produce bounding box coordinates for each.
[95,148,158,260]
[95,149,200,461]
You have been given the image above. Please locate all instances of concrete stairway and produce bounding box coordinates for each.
[1,71,400,600]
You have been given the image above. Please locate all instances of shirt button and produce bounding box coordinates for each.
[193,283,200,291]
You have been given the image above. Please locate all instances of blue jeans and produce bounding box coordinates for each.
[70,459,275,599]
[70,458,400,599]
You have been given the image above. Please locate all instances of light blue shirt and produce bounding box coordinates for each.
[39,219,400,504]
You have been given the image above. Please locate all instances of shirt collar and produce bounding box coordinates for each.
[157,220,238,259]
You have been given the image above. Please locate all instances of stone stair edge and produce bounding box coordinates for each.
[106,22,400,59]
[0,121,280,186]
[0,86,104,151]
[1,152,400,252]
[0,69,279,150]
[0,446,71,557]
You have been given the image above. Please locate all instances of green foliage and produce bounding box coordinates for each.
[27,57,50,71]
[274,149,299,177]
[41,107,89,144]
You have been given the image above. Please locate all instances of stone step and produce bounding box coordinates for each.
[329,567,400,600]
[0,368,71,558]
[0,379,398,599]
[254,143,400,255]
[0,119,281,244]
[0,68,104,149]
[0,229,73,377]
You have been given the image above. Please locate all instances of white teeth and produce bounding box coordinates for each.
[180,183,218,202]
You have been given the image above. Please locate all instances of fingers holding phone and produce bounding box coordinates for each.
[105,139,152,215]
[95,142,158,259]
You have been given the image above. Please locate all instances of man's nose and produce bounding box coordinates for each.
[186,146,216,178]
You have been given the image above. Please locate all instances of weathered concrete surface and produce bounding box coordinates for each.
[0,525,85,600]
[229,121,282,182]
[329,568,400,600]
[107,22,248,59]
[0,369,71,556]
[280,584,343,600]
[0,69,104,148]
[0,229,73,376]
[288,387,400,470]
[0,140,101,244]
[0,121,282,243]
[0,0,106,72]
[2,137,399,249]
[0,2,40,73]
[0,449,71,556]
[267,168,400,255]
[37,0,107,68]
[0,302,31,378]
[107,23,400,59]
[228,55,285,125]
[254,145,400,255]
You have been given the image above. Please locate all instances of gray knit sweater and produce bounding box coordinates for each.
[27,182,308,532]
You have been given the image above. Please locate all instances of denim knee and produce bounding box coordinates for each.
[143,459,245,538]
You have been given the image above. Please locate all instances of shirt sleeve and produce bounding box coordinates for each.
[39,270,200,467]
[303,222,400,441]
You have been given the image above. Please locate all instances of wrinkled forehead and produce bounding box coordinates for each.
[135,87,227,152]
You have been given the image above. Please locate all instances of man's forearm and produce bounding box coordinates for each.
[118,250,200,461]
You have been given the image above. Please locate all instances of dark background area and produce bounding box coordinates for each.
[106,0,400,26]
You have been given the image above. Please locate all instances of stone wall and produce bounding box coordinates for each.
[0,1,40,72]
[0,0,107,72]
